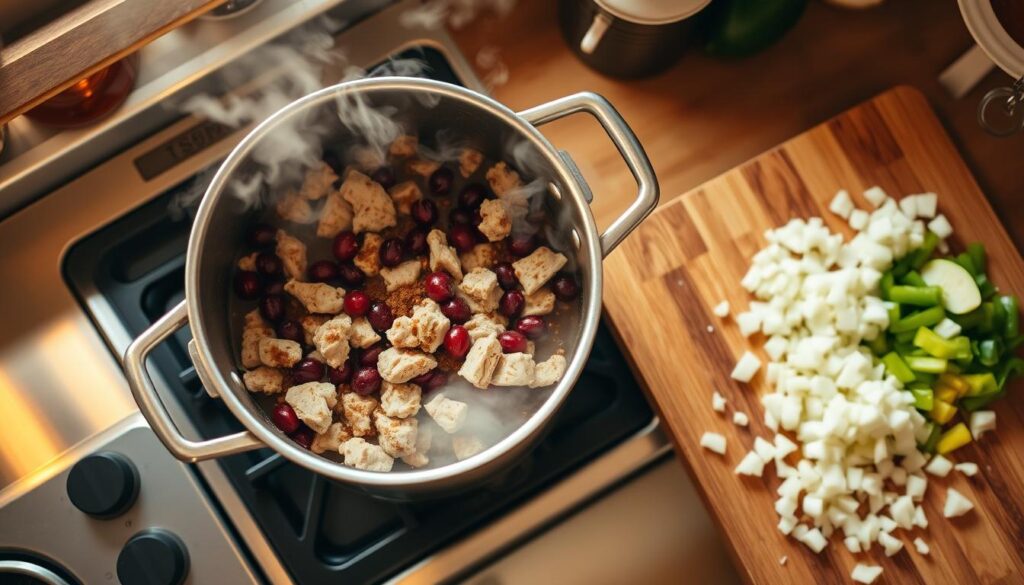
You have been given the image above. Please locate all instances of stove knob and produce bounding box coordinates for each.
[66,451,139,518]
[117,528,190,585]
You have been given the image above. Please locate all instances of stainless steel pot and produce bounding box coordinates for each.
[124,78,658,498]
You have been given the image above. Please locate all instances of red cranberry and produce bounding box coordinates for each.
[359,343,387,367]
[276,320,304,344]
[367,302,395,332]
[332,231,359,262]
[450,209,473,225]
[371,167,396,189]
[423,370,448,391]
[411,199,438,225]
[352,367,382,395]
[498,331,529,354]
[515,316,547,339]
[444,326,471,358]
[440,297,472,323]
[411,370,436,387]
[494,262,519,290]
[247,223,276,248]
[343,290,370,317]
[338,263,366,287]
[406,228,428,255]
[308,260,339,283]
[328,361,353,385]
[508,233,537,257]
[271,403,300,434]
[424,271,455,302]
[292,358,325,384]
[428,166,454,195]
[291,426,315,450]
[259,294,286,323]
[499,290,525,318]
[264,280,284,296]
[552,273,579,301]
[234,271,262,299]
[449,224,476,254]
[458,183,488,209]
[379,238,404,268]
[255,252,282,278]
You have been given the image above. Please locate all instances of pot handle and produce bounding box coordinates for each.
[580,12,612,55]
[518,92,659,256]
[123,299,263,462]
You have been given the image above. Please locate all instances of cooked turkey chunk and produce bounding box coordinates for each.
[380,260,422,292]
[299,162,338,201]
[377,348,437,383]
[373,410,418,458]
[423,394,468,434]
[317,190,353,238]
[388,181,423,215]
[275,229,308,281]
[340,170,396,233]
[478,199,511,242]
[285,382,337,434]
[491,352,536,387]
[427,229,463,280]
[530,354,568,388]
[485,161,522,196]
[243,367,284,394]
[458,335,502,389]
[453,436,485,460]
[342,392,378,437]
[342,438,394,471]
[284,280,346,314]
[312,315,353,368]
[276,191,316,224]
[348,317,381,349]
[380,382,422,418]
[258,338,302,368]
[241,310,274,368]
[513,247,568,295]
[459,148,483,178]
[311,422,352,454]
[354,233,383,276]
[522,288,556,317]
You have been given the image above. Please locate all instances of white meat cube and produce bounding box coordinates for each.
[387,316,420,349]
[374,410,418,458]
[348,317,381,349]
[284,280,346,314]
[491,352,536,386]
[530,353,567,388]
[388,180,422,215]
[478,199,511,242]
[512,247,568,294]
[300,314,329,345]
[459,148,483,178]
[340,170,397,233]
[354,233,382,277]
[389,134,417,157]
[275,191,316,224]
[380,382,422,419]
[377,348,437,383]
[285,382,337,434]
[241,310,274,368]
[485,161,522,196]
[413,298,451,352]
[408,158,441,177]
[311,422,351,455]
[424,393,468,434]
[312,315,352,368]
[299,162,337,200]
[458,334,503,388]
[464,313,506,342]
[342,438,394,472]
[237,252,258,271]
[402,426,433,468]
[427,229,464,280]
[458,267,501,313]
[275,229,307,280]
[317,189,353,238]
[460,243,498,273]
[258,338,302,368]
[453,435,485,460]
[381,260,422,292]
[243,367,284,394]
[342,392,378,437]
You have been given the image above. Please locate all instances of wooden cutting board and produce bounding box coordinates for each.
[603,86,1024,584]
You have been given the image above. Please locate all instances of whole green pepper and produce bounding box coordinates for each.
[701,0,808,58]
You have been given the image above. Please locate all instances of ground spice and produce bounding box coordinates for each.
[386,281,426,317]
[436,352,463,372]
[363,275,387,302]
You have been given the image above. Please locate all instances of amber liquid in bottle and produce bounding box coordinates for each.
[24,54,139,128]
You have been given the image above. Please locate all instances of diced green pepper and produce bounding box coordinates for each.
[976,339,1002,367]
[998,295,1019,338]
[865,334,888,356]
[911,231,940,270]
[900,271,927,287]
[905,355,948,373]
[889,285,942,307]
[912,327,971,359]
[886,302,901,325]
[890,306,946,333]
[967,243,987,274]
[880,272,895,300]
[961,372,998,396]
[882,352,916,383]
[976,273,996,299]
[953,253,977,277]
[921,423,943,452]
[910,387,934,411]
[951,302,994,333]
[895,330,917,344]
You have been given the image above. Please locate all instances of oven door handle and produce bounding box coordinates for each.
[124,300,263,462]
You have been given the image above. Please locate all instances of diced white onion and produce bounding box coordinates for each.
[969,410,996,439]
[943,488,974,518]
[731,351,761,383]
[711,391,727,413]
[700,432,727,455]
[713,300,730,317]
[851,563,884,584]
[954,462,979,477]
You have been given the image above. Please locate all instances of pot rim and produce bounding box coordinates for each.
[184,77,604,487]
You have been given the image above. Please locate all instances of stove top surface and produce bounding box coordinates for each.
[64,46,654,584]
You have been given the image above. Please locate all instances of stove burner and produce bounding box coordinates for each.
[64,46,653,584]
[0,552,79,585]
[202,0,263,20]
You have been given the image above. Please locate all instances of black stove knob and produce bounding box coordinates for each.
[117,528,190,585]
[66,451,139,518]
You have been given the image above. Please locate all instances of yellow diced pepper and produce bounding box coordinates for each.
[938,373,969,397]
[930,400,958,425]
[936,422,973,455]
[935,383,959,404]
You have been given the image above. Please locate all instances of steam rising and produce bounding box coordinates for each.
[399,0,516,29]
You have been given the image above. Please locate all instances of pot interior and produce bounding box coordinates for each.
[188,79,600,479]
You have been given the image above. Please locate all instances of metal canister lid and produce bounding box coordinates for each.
[594,0,711,25]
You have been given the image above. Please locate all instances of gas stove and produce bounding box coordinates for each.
[0,2,668,583]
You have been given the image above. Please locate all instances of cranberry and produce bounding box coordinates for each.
[499,290,525,318]
[498,330,529,353]
[411,199,438,226]
[359,343,387,367]
[234,271,262,299]
[552,273,580,301]
[458,183,488,209]
[411,370,436,387]
[379,238,404,268]
[450,209,473,225]
[255,252,282,278]
[337,263,366,287]
[247,223,276,248]
[292,358,325,384]
[343,290,370,317]
[444,326,471,358]
[259,294,286,323]
[405,228,428,256]
[291,426,315,450]
[423,370,448,391]
[371,167,396,189]
[308,260,339,283]
[515,316,547,339]
[352,367,382,395]
[328,361,353,385]
[494,262,519,290]
[428,166,454,195]
[332,231,360,262]
[508,233,537,257]
[424,271,455,302]
[271,403,300,434]
[449,224,476,254]
[264,280,284,296]
[367,302,395,332]
[440,297,472,323]
[276,320,304,343]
